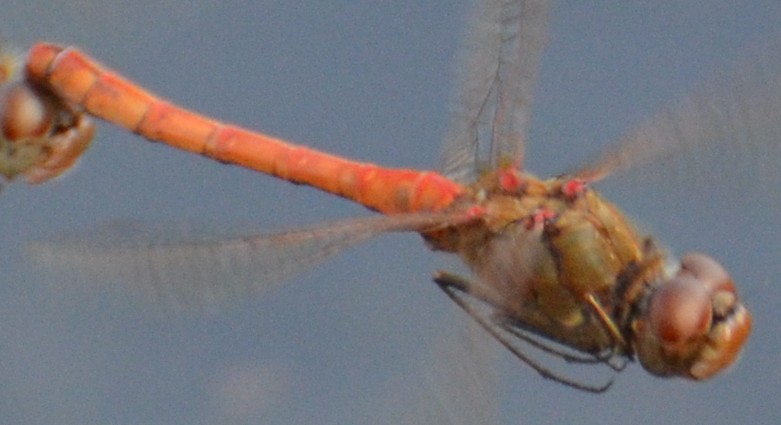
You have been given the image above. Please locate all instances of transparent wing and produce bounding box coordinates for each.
[441,0,550,182]
[570,46,781,185]
[27,212,469,311]
[396,320,501,425]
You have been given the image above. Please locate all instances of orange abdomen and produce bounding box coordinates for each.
[25,43,464,214]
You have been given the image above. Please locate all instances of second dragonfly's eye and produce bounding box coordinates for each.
[0,82,54,141]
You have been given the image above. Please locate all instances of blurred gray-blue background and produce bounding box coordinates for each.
[2,1,780,424]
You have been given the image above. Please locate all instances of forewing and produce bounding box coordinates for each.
[27,212,467,311]
[441,0,550,182]
[571,46,781,185]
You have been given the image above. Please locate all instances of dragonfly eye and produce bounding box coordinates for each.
[0,81,54,141]
[633,253,751,380]
[648,274,712,348]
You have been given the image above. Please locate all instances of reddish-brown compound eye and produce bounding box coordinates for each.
[0,81,55,141]
[679,254,751,379]
[633,252,751,380]
[679,252,735,294]
[648,275,712,350]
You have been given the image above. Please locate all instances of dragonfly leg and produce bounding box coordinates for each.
[432,271,587,364]
[493,315,613,365]
[433,270,613,393]
[583,293,628,351]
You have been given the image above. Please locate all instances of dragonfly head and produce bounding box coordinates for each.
[0,80,94,183]
[632,253,751,380]
[1,81,57,141]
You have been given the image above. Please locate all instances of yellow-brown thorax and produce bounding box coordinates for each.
[424,170,665,357]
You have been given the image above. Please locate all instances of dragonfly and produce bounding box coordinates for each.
[0,0,754,392]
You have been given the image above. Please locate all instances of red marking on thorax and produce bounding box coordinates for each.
[561,178,588,199]
[498,168,524,193]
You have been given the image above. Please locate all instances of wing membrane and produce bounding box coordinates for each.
[400,320,501,425]
[27,212,468,310]
[442,0,550,182]
[571,47,781,184]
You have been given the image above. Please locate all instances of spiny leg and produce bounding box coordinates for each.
[493,315,610,365]
[433,269,617,366]
[433,270,613,393]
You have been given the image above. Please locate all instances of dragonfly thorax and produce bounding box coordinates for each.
[426,172,652,353]
[425,170,750,380]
